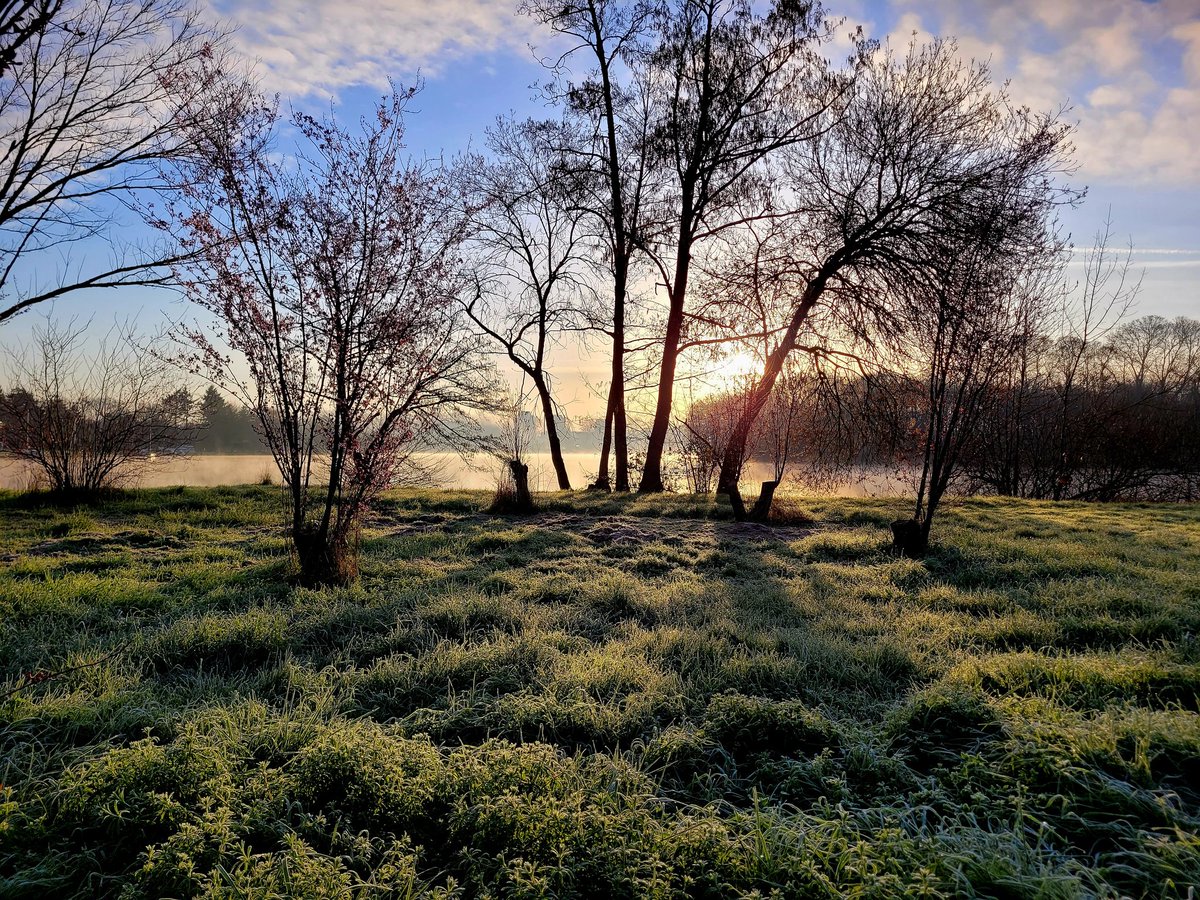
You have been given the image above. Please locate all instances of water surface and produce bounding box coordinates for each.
[0,452,910,497]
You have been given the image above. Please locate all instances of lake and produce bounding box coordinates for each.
[0,452,912,497]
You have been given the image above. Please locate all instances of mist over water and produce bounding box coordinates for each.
[0,452,911,497]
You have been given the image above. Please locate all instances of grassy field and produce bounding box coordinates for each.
[1,486,1198,898]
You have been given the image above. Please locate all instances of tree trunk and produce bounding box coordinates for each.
[715,271,832,511]
[613,353,629,492]
[593,398,614,491]
[509,459,534,512]
[726,483,747,521]
[716,385,773,518]
[294,523,358,586]
[594,284,626,492]
[639,317,678,493]
[890,518,926,558]
[591,2,630,496]
[639,196,696,493]
[535,377,571,490]
[749,480,779,522]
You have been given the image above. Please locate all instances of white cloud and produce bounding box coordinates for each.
[210,0,533,98]
[885,0,1200,187]
[209,0,1200,188]
[1174,21,1200,80]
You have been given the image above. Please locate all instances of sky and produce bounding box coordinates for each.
[4,0,1199,417]
[198,0,1200,314]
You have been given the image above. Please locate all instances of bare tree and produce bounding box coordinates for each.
[674,380,754,495]
[964,221,1145,500]
[522,0,655,492]
[0,0,228,326]
[166,86,497,585]
[0,316,187,493]
[710,39,1078,519]
[1044,220,1142,499]
[744,356,814,519]
[887,232,1062,556]
[460,118,591,491]
[633,0,855,492]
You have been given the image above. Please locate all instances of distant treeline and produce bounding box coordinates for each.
[682,315,1200,503]
[964,315,1200,502]
[0,383,266,462]
[189,387,268,454]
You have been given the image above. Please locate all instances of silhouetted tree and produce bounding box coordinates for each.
[888,231,1063,556]
[166,86,497,586]
[0,0,227,325]
[460,118,590,490]
[522,0,656,492]
[635,0,854,492]
[710,40,1077,519]
[966,312,1200,502]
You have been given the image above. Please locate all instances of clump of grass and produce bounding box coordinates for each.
[766,496,816,526]
[702,692,841,759]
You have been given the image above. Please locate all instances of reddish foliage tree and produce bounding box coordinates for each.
[161,86,497,585]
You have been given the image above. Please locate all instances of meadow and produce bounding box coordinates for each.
[0,486,1198,898]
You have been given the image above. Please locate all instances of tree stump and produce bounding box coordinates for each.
[891,518,927,558]
[748,480,779,523]
[509,459,534,513]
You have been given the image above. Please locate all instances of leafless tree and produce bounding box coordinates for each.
[0,0,228,326]
[523,0,664,493]
[709,39,1078,519]
[0,316,187,493]
[632,0,857,492]
[1042,220,1142,499]
[887,232,1062,556]
[460,118,592,491]
[673,376,755,495]
[744,356,812,519]
[164,86,498,585]
[964,221,1147,500]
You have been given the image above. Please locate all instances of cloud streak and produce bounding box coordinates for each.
[211,0,532,98]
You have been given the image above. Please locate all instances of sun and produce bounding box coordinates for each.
[714,350,761,384]
[693,349,762,398]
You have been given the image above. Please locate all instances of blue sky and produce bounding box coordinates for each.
[5,0,1197,372]
[196,0,1200,319]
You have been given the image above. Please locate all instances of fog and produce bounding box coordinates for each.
[0,452,912,497]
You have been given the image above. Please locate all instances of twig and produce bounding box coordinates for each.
[0,641,130,701]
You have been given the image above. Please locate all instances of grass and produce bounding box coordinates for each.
[0,485,1198,897]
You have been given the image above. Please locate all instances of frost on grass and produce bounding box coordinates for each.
[1,487,1198,897]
